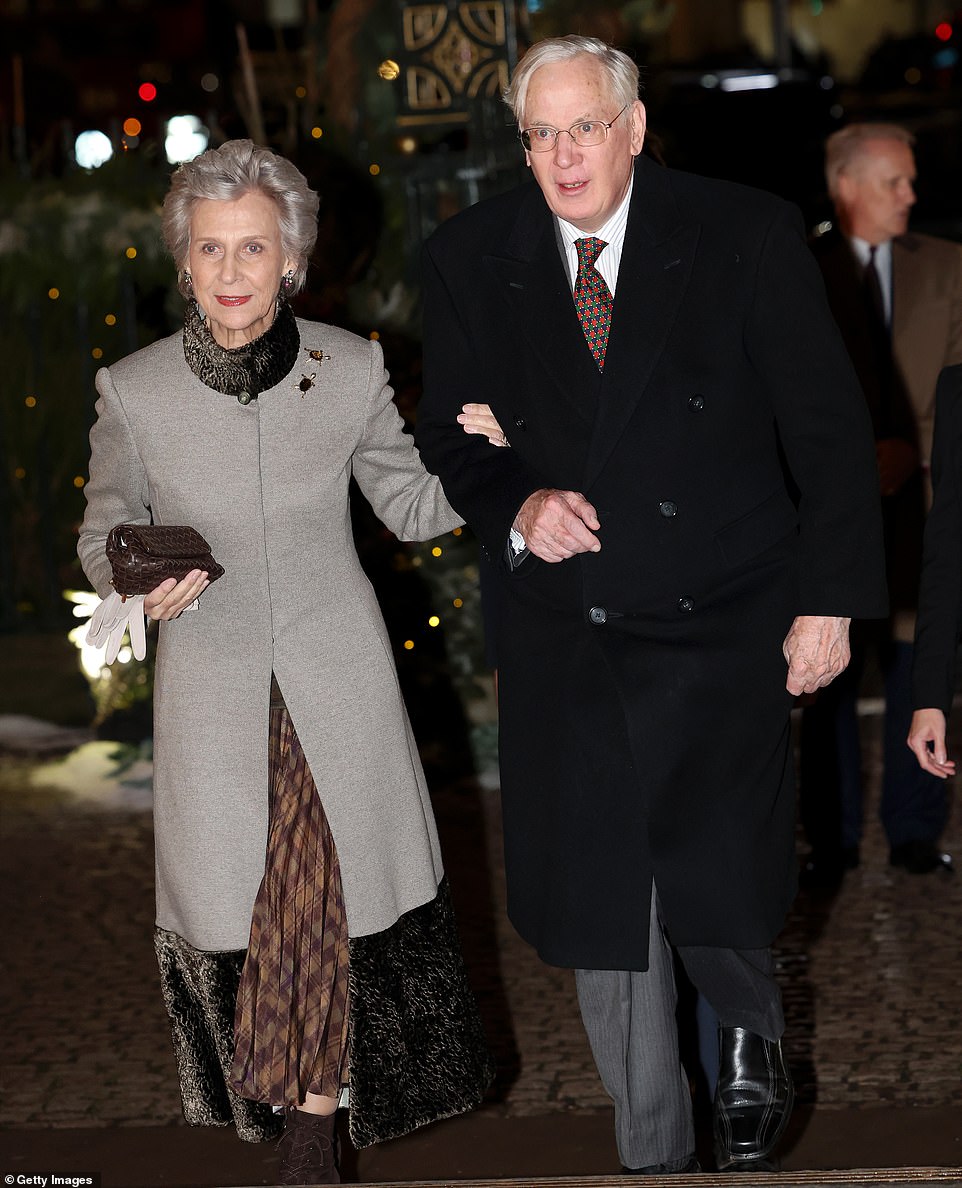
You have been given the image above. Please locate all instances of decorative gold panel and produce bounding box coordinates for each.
[396,0,514,121]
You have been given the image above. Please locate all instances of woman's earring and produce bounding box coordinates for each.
[283,270,294,291]
[183,271,193,292]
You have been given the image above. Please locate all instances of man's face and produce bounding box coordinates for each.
[837,139,916,244]
[521,55,645,234]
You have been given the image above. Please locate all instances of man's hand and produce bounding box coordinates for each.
[907,708,956,779]
[876,438,918,496]
[458,403,509,447]
[783,615,851,696]
[145,570,210,621]
[514,489,601,563]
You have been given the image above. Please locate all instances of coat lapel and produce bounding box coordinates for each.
[584,157,699,489]
[483,187,601,431]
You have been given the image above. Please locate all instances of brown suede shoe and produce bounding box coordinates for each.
[277,1107,340,1185]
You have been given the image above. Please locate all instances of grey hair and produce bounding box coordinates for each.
[825,123,915,199]
[161,139,319,298]
[504,35,639,126]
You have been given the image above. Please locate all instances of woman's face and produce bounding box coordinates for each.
[187,190,296,349]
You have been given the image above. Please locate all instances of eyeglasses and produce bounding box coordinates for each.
[520,105,628,152]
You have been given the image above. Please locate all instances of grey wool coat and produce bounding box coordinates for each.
[79,318,463,953]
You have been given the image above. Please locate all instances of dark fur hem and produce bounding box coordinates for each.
[346,876,495,1148]
[153,927,282,1143]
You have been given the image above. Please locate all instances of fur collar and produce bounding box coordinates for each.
[182,299,300,398]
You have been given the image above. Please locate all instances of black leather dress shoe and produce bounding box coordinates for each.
[713,1026,793,1170]
[621,1154,701,1174]
[889,840,953,874]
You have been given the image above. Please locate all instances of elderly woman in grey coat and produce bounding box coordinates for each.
[78,139,493,1185]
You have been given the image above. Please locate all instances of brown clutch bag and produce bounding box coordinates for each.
[106,523,225,598]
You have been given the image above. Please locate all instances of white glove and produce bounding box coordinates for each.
[86,591,147,664]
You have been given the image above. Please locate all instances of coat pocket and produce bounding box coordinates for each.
[713,489,799,569]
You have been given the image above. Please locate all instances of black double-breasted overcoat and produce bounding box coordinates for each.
[417,156,888,970]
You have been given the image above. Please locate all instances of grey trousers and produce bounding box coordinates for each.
[575,887,784,1169]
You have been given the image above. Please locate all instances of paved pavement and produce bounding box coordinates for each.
[1,704,960,1177]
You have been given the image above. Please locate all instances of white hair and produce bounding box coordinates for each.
[162,139,319,298]
[825,123,915,199]
[504,35,639,126]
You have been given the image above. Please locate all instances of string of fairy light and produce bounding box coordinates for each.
[17,245,141,494]
[403,526,468,652]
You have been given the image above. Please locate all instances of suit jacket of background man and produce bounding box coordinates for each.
[417,155,887,971]
[812,230,962,611]
[913,363,962,718]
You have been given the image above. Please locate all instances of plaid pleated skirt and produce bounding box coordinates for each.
[230,694,351,1107]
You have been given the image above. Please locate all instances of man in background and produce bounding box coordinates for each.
[801,124,962,883]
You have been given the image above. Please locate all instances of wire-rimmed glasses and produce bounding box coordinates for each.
[520,105,629,152]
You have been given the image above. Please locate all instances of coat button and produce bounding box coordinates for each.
[659,500,678,518]
[513,416,526,430]
[588,606,608,625]
[237,390,252,405]
[677,597,694,613]
[689,394,705,410]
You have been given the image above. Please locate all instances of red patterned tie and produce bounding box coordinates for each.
[574,237,613,370]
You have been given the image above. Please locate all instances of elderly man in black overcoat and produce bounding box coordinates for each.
[416,36,887,1172]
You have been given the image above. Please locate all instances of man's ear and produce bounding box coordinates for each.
[629,100,647,157]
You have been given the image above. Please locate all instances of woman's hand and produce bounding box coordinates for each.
[145,571,210,621]
[907,708,956,778]
[458,403,509,447]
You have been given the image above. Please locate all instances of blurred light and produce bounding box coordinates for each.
[819,75,834,90]
[403,639,415,650]
[935,22,953,41]
[904,67,922,84]
[369,163,381,176]
[117,647,132,664]
[48,288,60,299]
[810,0,823,13]
[295,85,307,98]
[165,115,209,164]
[105,314,117,325]
[311,126,323,139]
[453,598,464,608]
[123,117,142,137]
[720,73,778,92]
[75,129,113,169]
[201,72,220,92]
[830,103,844,118]
[934,47,958,68]
[123,135,140,150]
[14,467,26,479]
[700,73,719,89]
[452,527,463,536]
[138,82,158,102]
[25,395,37,408]
[399,136,417,154]
[432,546,443,557]
[92,348,104,359]
[378,59,400,81]
[428,615,440,627]
[73,476,85,488]
[125,247,137,259]
[369,330,380,340]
